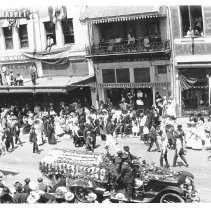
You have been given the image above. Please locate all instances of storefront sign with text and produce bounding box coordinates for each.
[175,43,211,56]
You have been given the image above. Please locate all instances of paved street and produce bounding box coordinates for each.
[0,131,211,202]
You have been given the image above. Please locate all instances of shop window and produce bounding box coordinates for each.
[134,68,150,83]
[61,18,75,44]
[19,24,29,48]
[44,21,56,44]
[180,6,203,37]
[102,69,115,83]
[3,27,14,49]
[116,68,130,83]
[156,66,167,74]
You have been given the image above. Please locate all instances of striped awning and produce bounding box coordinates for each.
[94,82,169,88]
[80,6,165,24]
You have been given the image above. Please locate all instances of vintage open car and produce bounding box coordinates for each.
[67,160,200,203]
[39,149,199,203]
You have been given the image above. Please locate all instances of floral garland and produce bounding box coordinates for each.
[39,149,108,182]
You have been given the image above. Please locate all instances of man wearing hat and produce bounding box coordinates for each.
[13,182,29,203]
[86,131,94,152]
[116,157,134,201]
[23,178,31,194]
[37,177,48,192]
[0,186,13,203]
[122,145,137,162]
[113,149,123,175]
[102,191,111,203]
[64,191,75,203]
[12,117,22,146]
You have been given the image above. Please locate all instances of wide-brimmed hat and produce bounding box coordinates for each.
[54,187,68,199]
[24,178,30,183]
[37,177,43,182]
[2,187,10,195]
[29,181,39,191]
[103,191,111,197]
[115,193,125,200]
[87,192,97,202]
[0,172,5,181]
[64,191,75,202]
[27,191,40,204]
[117,149,122,154]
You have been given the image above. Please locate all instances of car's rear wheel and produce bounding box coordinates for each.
[160,193,184,203]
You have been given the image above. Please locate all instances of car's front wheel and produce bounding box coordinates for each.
[160,193,184,203]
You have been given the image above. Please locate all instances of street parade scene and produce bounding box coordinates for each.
[0,2,211,205]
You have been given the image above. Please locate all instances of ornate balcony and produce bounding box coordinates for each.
[86,37,171,57]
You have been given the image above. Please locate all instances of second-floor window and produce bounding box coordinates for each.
[19,24,29,48]
[180,6,203,37]
[61,18,75,44]
[3,27,14,50]
[44,22,56,44]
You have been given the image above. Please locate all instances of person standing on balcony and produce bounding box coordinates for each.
[29,65,37,85]
[127,32,135,45]
[143,35,150,51]
[107,36,115,51]
[127,32,136,51]
[1,66,7,86]
[45,35,54,52]
[15,73,24,86]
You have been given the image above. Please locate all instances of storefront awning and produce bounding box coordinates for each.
[175,55,211,68]
[0,76,96,93]
[94,82,169,88]
[80,6,165,24]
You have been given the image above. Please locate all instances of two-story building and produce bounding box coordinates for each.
[0,6,95,108]
[170,5,211,116]
[80,6,172,109]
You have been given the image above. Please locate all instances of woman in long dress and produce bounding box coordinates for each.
[34,119,43,145]
[192,124,203,150]
[46,117,56,144]
[54,115,64,136]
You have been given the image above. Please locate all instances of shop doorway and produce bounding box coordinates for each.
[106,88,153,109]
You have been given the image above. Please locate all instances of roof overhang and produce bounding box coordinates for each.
[94,82,170,88]
[175,55,211,68]
[0,76,96,93]
[80,6,166,24]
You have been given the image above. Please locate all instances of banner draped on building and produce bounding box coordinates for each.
[22,51,70,65]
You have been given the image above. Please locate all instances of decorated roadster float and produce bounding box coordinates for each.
[39,149,200,203]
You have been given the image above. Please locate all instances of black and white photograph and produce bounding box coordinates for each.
[0,0,211,205]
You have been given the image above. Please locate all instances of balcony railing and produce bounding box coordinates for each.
[86,37,170,56]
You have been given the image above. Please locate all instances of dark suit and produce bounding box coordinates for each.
[118,162,134,200]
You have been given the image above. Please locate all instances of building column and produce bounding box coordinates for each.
[13,27,20,50]
[55,21,64,47]
[35,61,43,77]
[90,87,98,109]
[150,65,156,105]
[175,68,181,117]
[0,28,5,50]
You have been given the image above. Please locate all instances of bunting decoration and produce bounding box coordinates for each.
[180,74,198,91]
